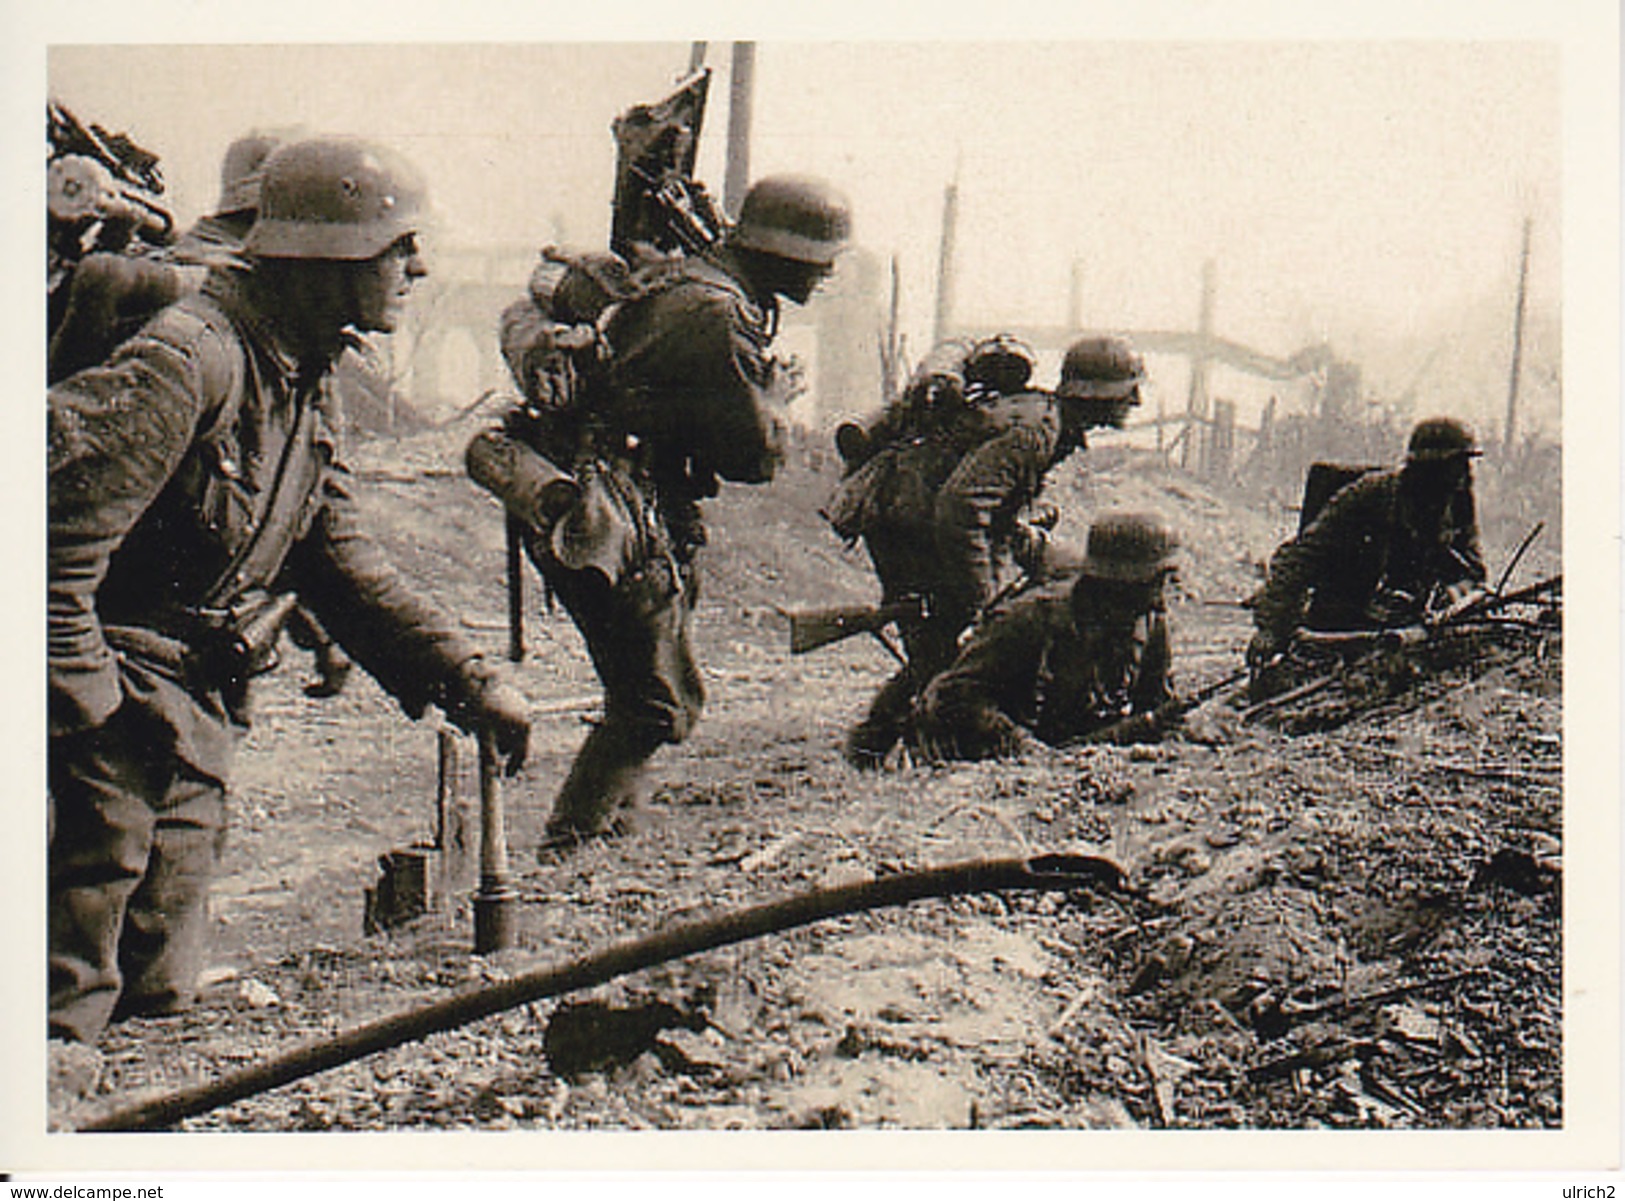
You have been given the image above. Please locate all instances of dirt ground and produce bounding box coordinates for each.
[80,418,1563,1134]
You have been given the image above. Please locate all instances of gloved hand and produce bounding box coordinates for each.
[447,656,531,774]
[1430,580,1489,623]
[1010,521,1050,578]
[1246,629,1286,674]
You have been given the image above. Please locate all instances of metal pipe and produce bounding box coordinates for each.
[435,728,458,852]
[78,853,1126,1132]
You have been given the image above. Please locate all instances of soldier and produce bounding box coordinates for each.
[48,138,532,1051]
[504,175,850,856]
[914,512,1177,761]
[1247,416,1488,688]
[50,129,354,701]
[832,333,1147,769]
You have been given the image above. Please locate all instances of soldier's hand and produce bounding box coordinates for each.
[1246,629,1285,674]
[1431,580,1489,623]
[450,658,532,774]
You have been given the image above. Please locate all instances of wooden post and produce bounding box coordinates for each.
[723,42,756,221]
[505,515,525,662]
[473,732,517,954]
[933,178,959,346]
[880,253,903,401]
[1183,259,1216,470]
[1502,217,1532,456]
[687,41,708,75]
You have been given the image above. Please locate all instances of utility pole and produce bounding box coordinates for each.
[933,177,960,346]
[1183,259,1216,470]
[1067,259,1085,329]
[688,41,708,75]
[1502,217,1532,456]
[723,42,756,220]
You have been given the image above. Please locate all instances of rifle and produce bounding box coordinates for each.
[1291,572,1562,656]
[1244,572,1561,723]
[1073,666,1250,747]
[785,596,928,659]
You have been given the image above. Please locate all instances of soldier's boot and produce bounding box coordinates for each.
[843,671,916,771]
[539,720,662,860]
[305,636,353,699]
[111,776,227,1022]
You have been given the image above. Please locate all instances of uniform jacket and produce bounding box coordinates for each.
[602,252,787,485]
[827,389,1074,624]
[49,269,482,778]
[918,578,1173,756]
[1253,466,1487,638]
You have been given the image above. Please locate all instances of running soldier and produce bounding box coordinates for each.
[497,175,851,856]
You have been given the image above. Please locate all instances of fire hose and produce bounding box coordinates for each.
[78,852,1127,1132]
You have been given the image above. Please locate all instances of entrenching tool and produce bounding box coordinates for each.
[362,727,476,936]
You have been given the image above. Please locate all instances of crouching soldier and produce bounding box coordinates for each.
[48,138,532,1052]
[1247,417,1488,697]
[914,512,1176,761]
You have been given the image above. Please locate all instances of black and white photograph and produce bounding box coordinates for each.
[7,0,1620,1184]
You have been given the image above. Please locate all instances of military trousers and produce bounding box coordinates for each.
[49,703,228,1044]
[845,524,975,767]
[529,534,704,834]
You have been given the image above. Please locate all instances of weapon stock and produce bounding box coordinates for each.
[787,596,927,656]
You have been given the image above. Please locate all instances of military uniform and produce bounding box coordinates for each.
[514,247,795,839]
[49,141,525,1044]
[1252,464,1486,642]
[914,575,1174,761]
[835,368,1080,767]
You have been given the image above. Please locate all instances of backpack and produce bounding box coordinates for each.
[1298,462,1378,533]
[499,245,696,467]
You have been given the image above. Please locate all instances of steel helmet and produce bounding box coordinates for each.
[245,137,427,261]
[1406,417,1481,462]
[965,334,1037,394]
[1080,512,1177,583]
[213,131,288,217]
[1056,336,1145,402]
[731,175,851,267]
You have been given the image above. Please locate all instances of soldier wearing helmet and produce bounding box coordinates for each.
[1056,335,1146,433]
[913,512,1178,761]
[500,173,849,856]
[828,332,1140,770]
[1248,416,1488,688]
[49,129,354,700]
[48,137,531,1050]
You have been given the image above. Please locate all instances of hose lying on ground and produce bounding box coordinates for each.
[78,852,1127,1132]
